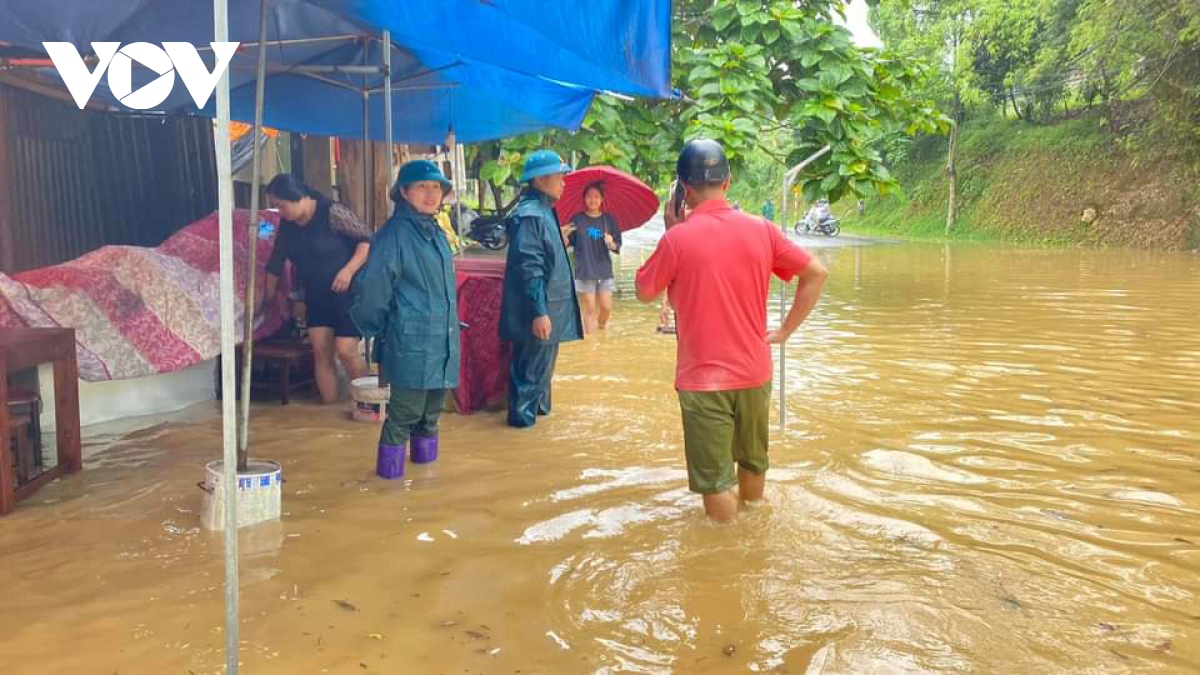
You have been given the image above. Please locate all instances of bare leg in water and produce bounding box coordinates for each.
[597,289,614,330]
[701,467,766,522]
[578,291,598,336]
[308,327,340,403]
[308,329,368,403]
[336,336,369,386]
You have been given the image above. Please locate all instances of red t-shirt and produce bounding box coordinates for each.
[636,199,813,391]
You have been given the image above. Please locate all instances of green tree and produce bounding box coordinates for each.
[481,0,950,207]
[873,0,975,231]
[1070,0,1200,144]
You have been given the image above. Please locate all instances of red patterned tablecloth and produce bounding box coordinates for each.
[453,258,509,414]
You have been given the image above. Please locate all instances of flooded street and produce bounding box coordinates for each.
[2,242,1198,674]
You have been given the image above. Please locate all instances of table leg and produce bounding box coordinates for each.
[0,356,14,515]
[53,350,81,474]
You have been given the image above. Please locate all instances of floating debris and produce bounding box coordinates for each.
[334,600,358,612]
[546,631,571,650]
[723,644,736,657]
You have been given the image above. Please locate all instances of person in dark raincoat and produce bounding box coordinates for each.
[499,150,584,428]
[351,160,460,478]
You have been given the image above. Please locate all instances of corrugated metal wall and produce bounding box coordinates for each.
[0,83,217,274]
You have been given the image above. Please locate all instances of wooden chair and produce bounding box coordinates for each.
[6,388,43,487]
[217,339,316,405]
[7,414,36,486]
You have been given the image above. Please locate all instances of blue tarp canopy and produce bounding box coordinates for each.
[0,0,674,143]
[338,0,674,99]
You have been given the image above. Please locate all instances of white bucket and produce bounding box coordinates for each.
[351,376,390,422]
[200,459,283,531]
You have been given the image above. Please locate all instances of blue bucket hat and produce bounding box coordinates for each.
[520,149,572,182]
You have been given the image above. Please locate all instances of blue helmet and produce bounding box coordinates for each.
[520,149,572,182]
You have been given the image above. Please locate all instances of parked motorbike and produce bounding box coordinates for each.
[467,213,509,250]
[466,195,523,250]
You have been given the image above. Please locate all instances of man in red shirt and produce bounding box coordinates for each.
[636,139,828,522]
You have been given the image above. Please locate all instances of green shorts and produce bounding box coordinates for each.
[677,383,772,495]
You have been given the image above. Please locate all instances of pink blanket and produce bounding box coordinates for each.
[0,209,290,381]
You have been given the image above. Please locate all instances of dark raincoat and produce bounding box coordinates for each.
[499,190,584,343]
[498,188,582,427]
[351,200,460,390]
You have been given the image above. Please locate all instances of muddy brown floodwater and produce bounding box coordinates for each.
[1,242,1198,674]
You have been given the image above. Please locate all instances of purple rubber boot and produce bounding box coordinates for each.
[376,443,405,479]
[410,435,439,464]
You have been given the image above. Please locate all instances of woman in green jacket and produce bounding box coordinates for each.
[351,160,460,478]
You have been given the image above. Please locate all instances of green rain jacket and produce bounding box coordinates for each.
[351,200,460,390]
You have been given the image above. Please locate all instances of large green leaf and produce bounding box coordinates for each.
[713,5,738,32]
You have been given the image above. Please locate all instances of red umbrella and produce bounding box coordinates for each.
[554,165,659,232]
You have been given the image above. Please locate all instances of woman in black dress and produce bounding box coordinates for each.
[264,175,372,403]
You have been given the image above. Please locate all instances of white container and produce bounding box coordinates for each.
[200,459,282,531]
[350,376,390,422]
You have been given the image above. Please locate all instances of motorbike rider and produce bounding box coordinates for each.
[805,199,832,227]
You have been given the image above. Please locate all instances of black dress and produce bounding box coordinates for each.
[266,200,372,337]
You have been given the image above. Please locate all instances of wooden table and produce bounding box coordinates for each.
[0,328,81,515]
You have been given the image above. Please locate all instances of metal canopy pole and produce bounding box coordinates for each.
[229,63,383,75]
[212,0,240,671]
[777,144,832,429]
[383,30,395,189]
[455,142,467,231]
[198,34,358,50]
[361,91,370,223]
[238,0,269,471]
[360,38,371,224]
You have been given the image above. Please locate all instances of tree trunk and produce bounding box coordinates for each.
[946,18,962,236]
[945,117,959,235]
[489,181,504,212]
[1010,89,1023,120]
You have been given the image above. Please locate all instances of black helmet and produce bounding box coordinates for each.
[676,138,731,186]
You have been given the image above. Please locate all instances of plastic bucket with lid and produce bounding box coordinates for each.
[351,376,390,422]
[199,459,282,530]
